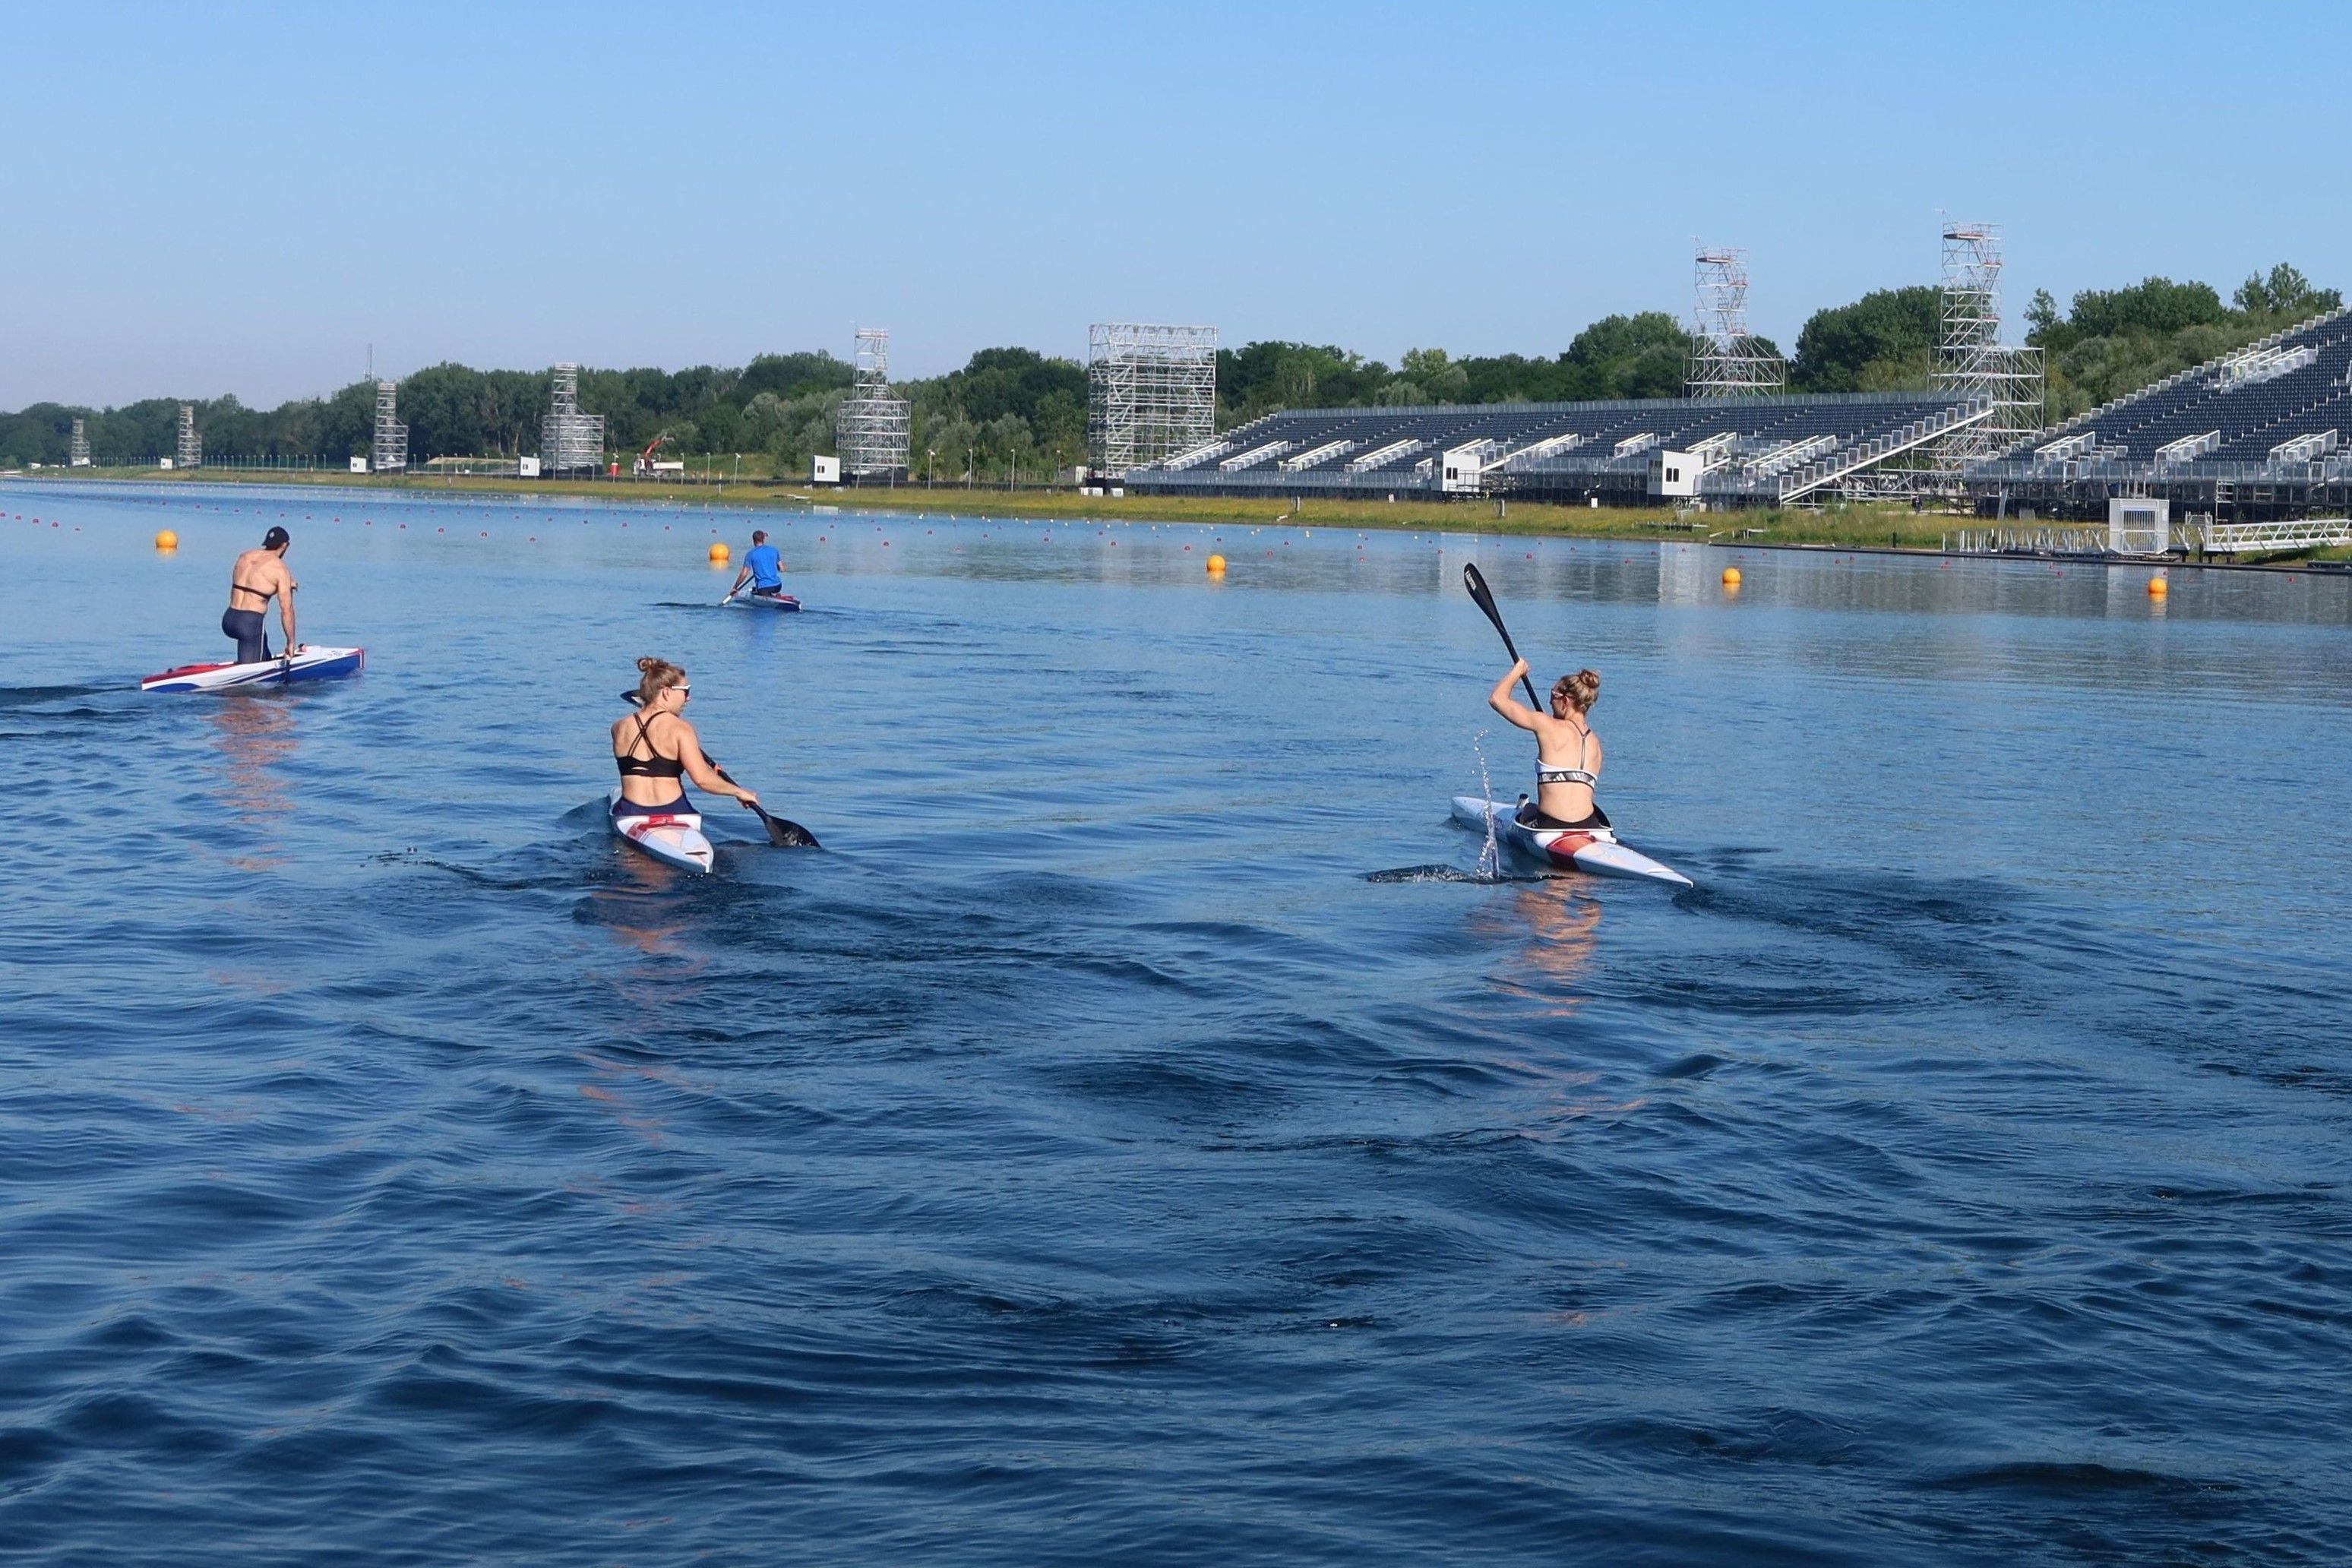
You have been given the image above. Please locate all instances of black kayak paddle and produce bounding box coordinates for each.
[1462,562,1544,712]
[618,691,819,848]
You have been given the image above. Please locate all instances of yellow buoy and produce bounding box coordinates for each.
[1206,553,1227,574]
[155,530,178,550]
[2148,577,2168,596]
[1721,566,1741,586]
[708,542,730,562]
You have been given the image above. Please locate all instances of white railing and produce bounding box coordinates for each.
[2154,430,2221,466]
[1345,438,1424,472]
[1613,432,1657,458]
[2269,428,2340,464]
[1219,441,1292,471]
[1279,439,1354,472]
[1494,431,1587,470]
[1741,433,1837,479]
[2203,517,2352,555]
[2214,343,2319,387]
[1160,439,1232,472]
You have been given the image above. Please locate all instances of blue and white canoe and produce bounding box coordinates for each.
[609,787,715,874]
[1450,795,1693,887]
[141,646,365,693]
[729,590,801,612]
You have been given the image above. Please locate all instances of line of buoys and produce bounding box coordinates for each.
[155,530,178,550]
[1206,553,1227,574]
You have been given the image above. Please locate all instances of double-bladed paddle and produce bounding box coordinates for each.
[618,691,819,848]
[1462,561,1544,712]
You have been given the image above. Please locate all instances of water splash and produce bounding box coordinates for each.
[1471,731,1502,882]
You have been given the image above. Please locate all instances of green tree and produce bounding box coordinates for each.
[1791,286,1939,392]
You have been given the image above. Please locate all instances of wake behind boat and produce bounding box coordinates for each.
[141,646,365,693]
[1450,795,1693,887]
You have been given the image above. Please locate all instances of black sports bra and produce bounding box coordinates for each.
[615,713,686,779]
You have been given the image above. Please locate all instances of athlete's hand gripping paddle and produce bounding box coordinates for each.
[1462,562,1544,713]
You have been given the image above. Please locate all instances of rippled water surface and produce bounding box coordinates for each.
[5,482,2350,1564]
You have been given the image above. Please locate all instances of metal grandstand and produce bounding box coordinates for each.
[1970,305,2352,520]
[1123,391,1990,507]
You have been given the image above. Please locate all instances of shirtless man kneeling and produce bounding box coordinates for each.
[223,526,299,665]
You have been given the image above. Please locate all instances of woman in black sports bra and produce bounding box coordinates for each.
[1487,658,1608,831]
[611,657,760,818]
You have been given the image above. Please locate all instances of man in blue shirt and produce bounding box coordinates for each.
[726,530,787,600]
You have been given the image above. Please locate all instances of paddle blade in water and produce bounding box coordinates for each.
[759,810,820,849]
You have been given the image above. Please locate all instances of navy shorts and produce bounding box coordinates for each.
[221,608,269,664]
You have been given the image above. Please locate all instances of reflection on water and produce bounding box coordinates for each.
[3,484,2350,1564]
[207,694,295,868]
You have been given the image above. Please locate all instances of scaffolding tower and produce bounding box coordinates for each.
[539,363,605,476]
[69,417,90,467]
[175,403,202,469]
[836,329,910,481]
[371,381,409,474]
[1687,246,1785,397]
[1935,223,2044,475]
[1089,324,1219,475]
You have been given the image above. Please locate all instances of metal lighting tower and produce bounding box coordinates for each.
[69,418,90,467]
[1936,223,2044,474]
[1687,246,1785,398]
[539,363,605,476]
[175,403,202,469]
[1088,324,1218,475]
[371,381,409,474]
[836,329,910,481]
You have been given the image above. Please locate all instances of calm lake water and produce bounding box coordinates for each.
[5,480,2350,1565]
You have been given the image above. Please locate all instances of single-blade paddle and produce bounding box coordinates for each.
[1462,561,1543,712]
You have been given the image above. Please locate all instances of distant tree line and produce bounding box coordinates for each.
[2,262,2335,470]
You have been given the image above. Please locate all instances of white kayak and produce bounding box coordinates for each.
[1450,795,1693,887]
[609,786,714,874]
[141,646,365,693]
[729,590,800,612]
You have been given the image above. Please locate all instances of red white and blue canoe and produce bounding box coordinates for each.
[608,787,715,874]
[141,646,365,693]
[1450,795,1693,887]
[730,591,801,612]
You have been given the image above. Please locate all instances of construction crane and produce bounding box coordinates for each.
[632,432,672,478]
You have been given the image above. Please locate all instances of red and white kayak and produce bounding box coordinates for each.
[608,786,714,874]
[729,591,801,612]
[141,646,365,693]
[1450,795,1693,887]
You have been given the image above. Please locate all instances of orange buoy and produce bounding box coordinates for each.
[709,542,730,562]
[1206,553,1227,574]
[1721,567,1742,586]
[154,530,178,550]
[2148,577,2168,597]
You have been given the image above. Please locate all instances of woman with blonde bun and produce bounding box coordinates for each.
[611,656,760,819]
[1487,659,1608,830]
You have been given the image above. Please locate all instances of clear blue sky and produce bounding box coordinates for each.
[4,0,2344,409]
